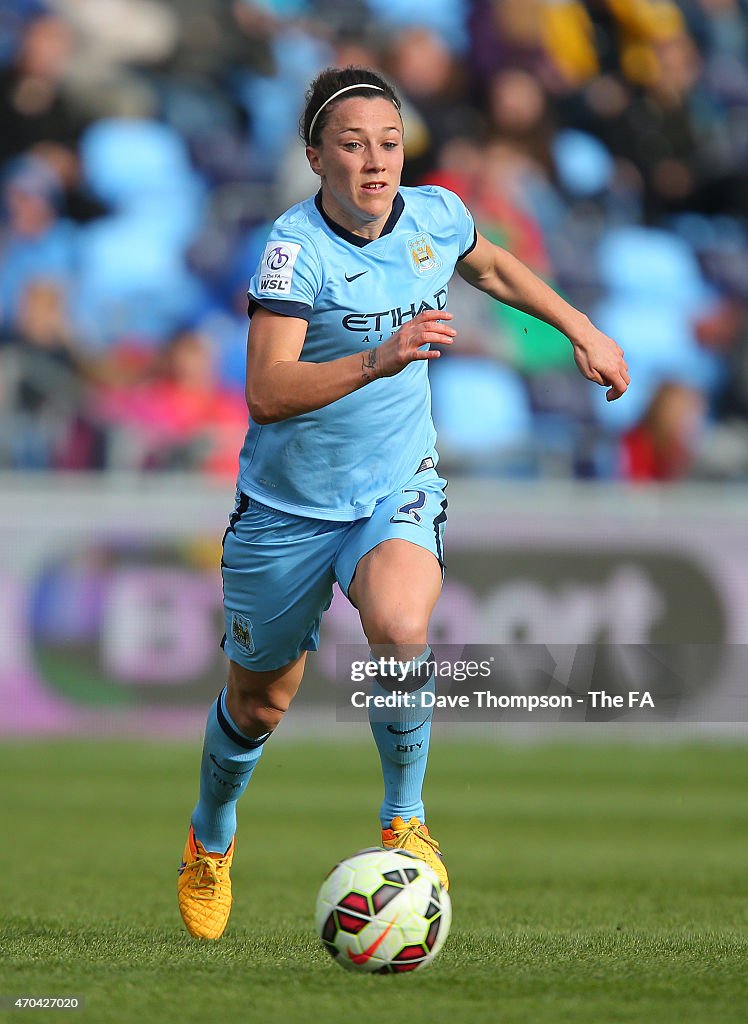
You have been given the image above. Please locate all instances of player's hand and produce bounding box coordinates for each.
[375,310,456,378]
[570,319,630,402]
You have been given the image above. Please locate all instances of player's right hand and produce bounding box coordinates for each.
[374,309,456,378]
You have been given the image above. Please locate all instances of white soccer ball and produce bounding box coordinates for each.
[315,847,451,973]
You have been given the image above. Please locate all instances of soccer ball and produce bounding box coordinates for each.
[315,847,451,973]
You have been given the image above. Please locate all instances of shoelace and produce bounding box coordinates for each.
[390,821,442,855]
[186,852,230,900]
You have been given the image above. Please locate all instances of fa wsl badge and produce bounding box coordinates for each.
[407,233,441,274]
[257,240,301,295]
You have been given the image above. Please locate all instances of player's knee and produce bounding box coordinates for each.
[226,656,304,738]
[364,609,428,649]
[230,694,287,738]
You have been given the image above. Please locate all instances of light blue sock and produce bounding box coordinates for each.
[369,647,435,828]
[191,687,269,853]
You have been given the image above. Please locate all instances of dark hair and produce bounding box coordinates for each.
[301,66,401,147]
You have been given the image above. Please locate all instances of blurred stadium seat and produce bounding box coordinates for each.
[429,356,534,471]
[73,215,205,346]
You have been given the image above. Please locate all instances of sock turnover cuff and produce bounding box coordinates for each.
[215,688,271,750]
[372,646,434,695]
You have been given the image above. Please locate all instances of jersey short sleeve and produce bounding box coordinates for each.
[429,185,476,262]
[453,193,477,261]
[248,226,323,321]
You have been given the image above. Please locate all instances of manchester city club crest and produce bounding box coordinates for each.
[407,233,441,274]
[231,612,255,653]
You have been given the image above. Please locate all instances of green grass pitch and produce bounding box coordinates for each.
[1,737,746,1024]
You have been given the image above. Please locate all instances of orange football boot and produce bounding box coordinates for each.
[177,826,235,939]
[382,816,449,891]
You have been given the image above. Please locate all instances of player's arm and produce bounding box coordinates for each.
[246,306,457,424]
[457,231,630,401]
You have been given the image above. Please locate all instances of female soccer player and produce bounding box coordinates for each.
[178,67,629,939]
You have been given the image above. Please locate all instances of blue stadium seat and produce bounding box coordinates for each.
[73,215,205,346]
[363,0,468,51]
[429,357,533,470]
[80,118,204,207]
[553,129,614,197]
[80,119,207,250]
[592,227,725,433]
[597,226,713,311]
[590,298,724,433]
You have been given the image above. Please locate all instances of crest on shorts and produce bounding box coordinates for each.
[407,233,441,274]
[231,613,255,653]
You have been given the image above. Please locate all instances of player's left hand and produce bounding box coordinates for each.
[570,319,630,402]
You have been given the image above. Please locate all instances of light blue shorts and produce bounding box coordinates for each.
[221,463,448,671]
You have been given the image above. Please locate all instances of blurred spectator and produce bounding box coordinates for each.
[541,1,600,87]
[0,2,49,68]
[487,67,555,172]
[0,155,76,326]
[0,10,114,223]
[0,276,102,468]
[61,0,179,70]
[93,327,248,476]
[0,11,82,163]
[578,31,706,219]
[576,8,748,221]
[607,0,688,86]
[469,0,558,90]
[622,381,707,479]
[691,292,748,479]
[689,0,748,55]
[468,0,602,93]
[590,224,726,479]
[0,0,746,482]
[386,27,482,184]
[231,5,333,173]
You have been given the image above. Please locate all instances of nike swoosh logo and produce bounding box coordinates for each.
[209,754,253,775]
[345,271,368,282]
[386,718,430,736]
[347,916,398,965]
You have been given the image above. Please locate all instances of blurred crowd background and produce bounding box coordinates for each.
[1,0,748,482]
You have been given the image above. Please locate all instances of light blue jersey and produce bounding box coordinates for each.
[240,184,476,520]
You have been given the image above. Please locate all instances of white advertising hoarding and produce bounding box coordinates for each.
[1,476,747,735]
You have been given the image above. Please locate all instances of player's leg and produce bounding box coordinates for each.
[178,656,306,940]
[336,469,449,887]
[350,540,448,887]
[190,655,307,855]
[179,494,341,938]
[350,540,440,806]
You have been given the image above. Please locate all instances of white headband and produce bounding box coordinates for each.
[307,84,398,143]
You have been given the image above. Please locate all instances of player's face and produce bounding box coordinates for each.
[307,96,404,238]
